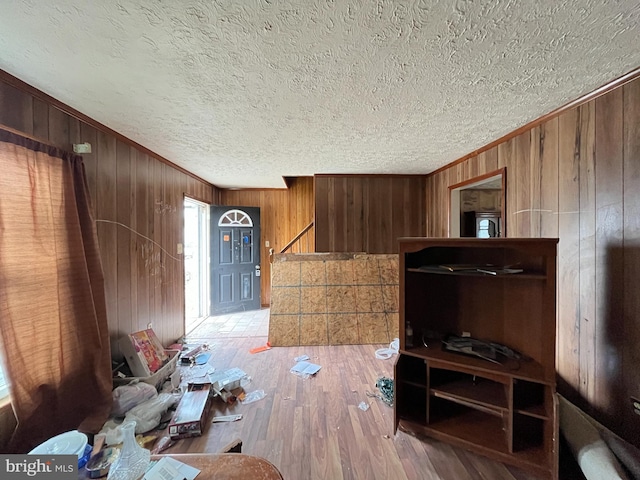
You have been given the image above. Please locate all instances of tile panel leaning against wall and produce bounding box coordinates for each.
[270,253,399,346]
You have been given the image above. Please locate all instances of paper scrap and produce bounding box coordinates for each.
[290,361,321,377]
[212,414,243,423]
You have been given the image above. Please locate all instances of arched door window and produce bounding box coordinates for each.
[218,209,253,227]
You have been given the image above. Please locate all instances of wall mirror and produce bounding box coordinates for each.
[448,168,506,238]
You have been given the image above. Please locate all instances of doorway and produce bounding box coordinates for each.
[210,206,261,315]
[449,168,506,238]
[184,197,210,333]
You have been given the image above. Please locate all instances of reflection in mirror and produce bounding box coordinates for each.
[448,168,506,238]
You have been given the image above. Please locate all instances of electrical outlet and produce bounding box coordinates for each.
[147,322,153,330]
[631,396,640,415]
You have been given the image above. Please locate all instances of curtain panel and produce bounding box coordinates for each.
[0,128,112,453]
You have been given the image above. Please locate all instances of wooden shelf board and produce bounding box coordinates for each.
[427,408,508,451]
[398,418,552,477]
[404,345,550,383]
[407,267,546,280]
[400,379,427,389]
[431,378,509,411]
[515,404,549,420]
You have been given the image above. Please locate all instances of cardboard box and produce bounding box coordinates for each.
[168,383,213,439]
[119,329,169,377]
[208,368,247,392]
[112,349,180,390]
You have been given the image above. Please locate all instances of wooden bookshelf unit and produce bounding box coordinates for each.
[394,238,558,479]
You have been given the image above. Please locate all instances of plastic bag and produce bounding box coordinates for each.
[375,338,400,360]
[124,393,178,433]
[240,389,266,405]
[100,419,126,446]
[111,382,158,417]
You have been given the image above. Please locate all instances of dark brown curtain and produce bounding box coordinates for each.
[0,128,112,453]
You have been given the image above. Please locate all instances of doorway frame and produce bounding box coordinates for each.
[183,195,210,332]
[448,168,507,238]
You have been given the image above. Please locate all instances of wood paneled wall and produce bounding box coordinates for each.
[219,177,314,306]
[425,76,640,447]
[314,175,426,253]
[0,79,215,356]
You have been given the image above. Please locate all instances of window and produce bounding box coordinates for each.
[0,358,9,399]
[218,209,253,227]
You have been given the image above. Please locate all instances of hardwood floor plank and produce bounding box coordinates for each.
[167,329,550,479]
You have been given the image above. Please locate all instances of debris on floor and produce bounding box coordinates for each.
[358,401,370,412]
[249,341,271,354]
[290,360,321,378]
[240,389,266,404]
[212,414,243,423]
[366,376,394,407]
[375,338,400,360]
[180,344,210,365]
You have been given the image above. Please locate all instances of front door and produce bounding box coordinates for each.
[210,206,261,315]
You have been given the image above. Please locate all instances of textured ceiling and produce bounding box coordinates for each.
[0,1,639,188]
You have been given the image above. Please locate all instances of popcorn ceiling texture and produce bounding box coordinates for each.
[0,1,638,188]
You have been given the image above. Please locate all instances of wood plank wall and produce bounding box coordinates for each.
[0,80,215,356]
[314,175,427,253]
[219,177,314,306]
[425,76,640,447]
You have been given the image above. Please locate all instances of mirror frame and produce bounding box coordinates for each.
[447,167,507,238]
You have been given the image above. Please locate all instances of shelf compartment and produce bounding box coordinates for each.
[513,379,550,419]
[512,413,545,453]
[427,398,509,452]
[396,382,427,425]
[429,370,509,414]
[396,354,427,386]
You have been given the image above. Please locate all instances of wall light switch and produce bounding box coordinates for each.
[177,243,183,254]
[265,240,270,247]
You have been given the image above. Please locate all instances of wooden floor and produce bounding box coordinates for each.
[167,329,547,480]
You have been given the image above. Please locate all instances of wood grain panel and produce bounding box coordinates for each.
[515,132,532,237]
[556,108,582,403]
[622,79,640,444]
[78,124,98,211]
[314,175,426,254]
[529,126,542,237]
[594,87,624,427]
[577,103,596,403]
[32,98,48,140]
[48,107,70,150]
[95,130,119,353]
[134,150,151,332]
[498,138,516,235]
[116,140,133,339]
[539,118,559,238]
[0,83,32,134]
